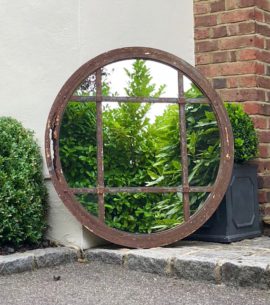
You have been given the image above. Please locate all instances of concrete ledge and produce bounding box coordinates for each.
[0,247,78,275]
[85,237,270,290]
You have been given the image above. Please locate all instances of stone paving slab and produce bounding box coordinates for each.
[0,247,78,275]
[85,237,270,290]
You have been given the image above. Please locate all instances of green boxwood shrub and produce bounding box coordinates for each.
[0,117,47,247]
[184,85,258,163]
[225,103,258,163]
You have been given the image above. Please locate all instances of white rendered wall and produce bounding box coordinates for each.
[0,0,194,248]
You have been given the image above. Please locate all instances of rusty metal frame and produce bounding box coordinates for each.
[45,47,234,248]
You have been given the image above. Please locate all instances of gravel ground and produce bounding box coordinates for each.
[0,261,269,305]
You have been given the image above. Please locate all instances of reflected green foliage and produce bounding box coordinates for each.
[60,71,111,188]
[105,193,183,233]
[75,194,98,217]
[149,105,181,187]
[124,60,166,98]
[103,60,166,188]
[103,102,153,187]
[59,63,258,233]
[147,85,220,189]
[103,60,172,232]
[186,103,220,187]
[60,102,97,188]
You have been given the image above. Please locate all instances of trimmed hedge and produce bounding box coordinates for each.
[0,117,47,246]
[225,103,258,163]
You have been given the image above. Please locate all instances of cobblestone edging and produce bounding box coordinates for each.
[85,238,270,290]
[0,247,78,275]
[1,238,269,290]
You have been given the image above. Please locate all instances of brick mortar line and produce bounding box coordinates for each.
[194,3,270,16]
[256,20,270,27]
[208,85,269,90]
[195,33,257,41]
[256,33,270,39]
[250,114,270,117]
[258,75,270,79]
[255,6,270,15]
[195,33,268,44]
[195,35,257,41]
[195,20,256,28]
[219,87,270,90]
[254,127,270,131]
[196,47,256,53]
[196,60,258,65]
[211,73,260,77]
[251,156,270,160]
[194,6,255,18]
[243,101,270,105]
[195,46,265,52]
[195,48,263,55]
[217,87,269,91]
[196,59,269,65]
[196,59,270,64]
[195,33,268,42]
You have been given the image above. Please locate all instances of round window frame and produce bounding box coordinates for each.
[45,47,234,248]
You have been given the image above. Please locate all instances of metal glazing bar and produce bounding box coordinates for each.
[96,69,105,221]
[178,72,190,222]
[186,97,209,104]
[67,186,213,194]
[70,95,210,104]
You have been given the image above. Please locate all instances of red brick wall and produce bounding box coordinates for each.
[194,0,270,227]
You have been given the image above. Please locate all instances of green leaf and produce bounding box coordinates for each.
[146,175,165,186]
[147,170,159,180]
